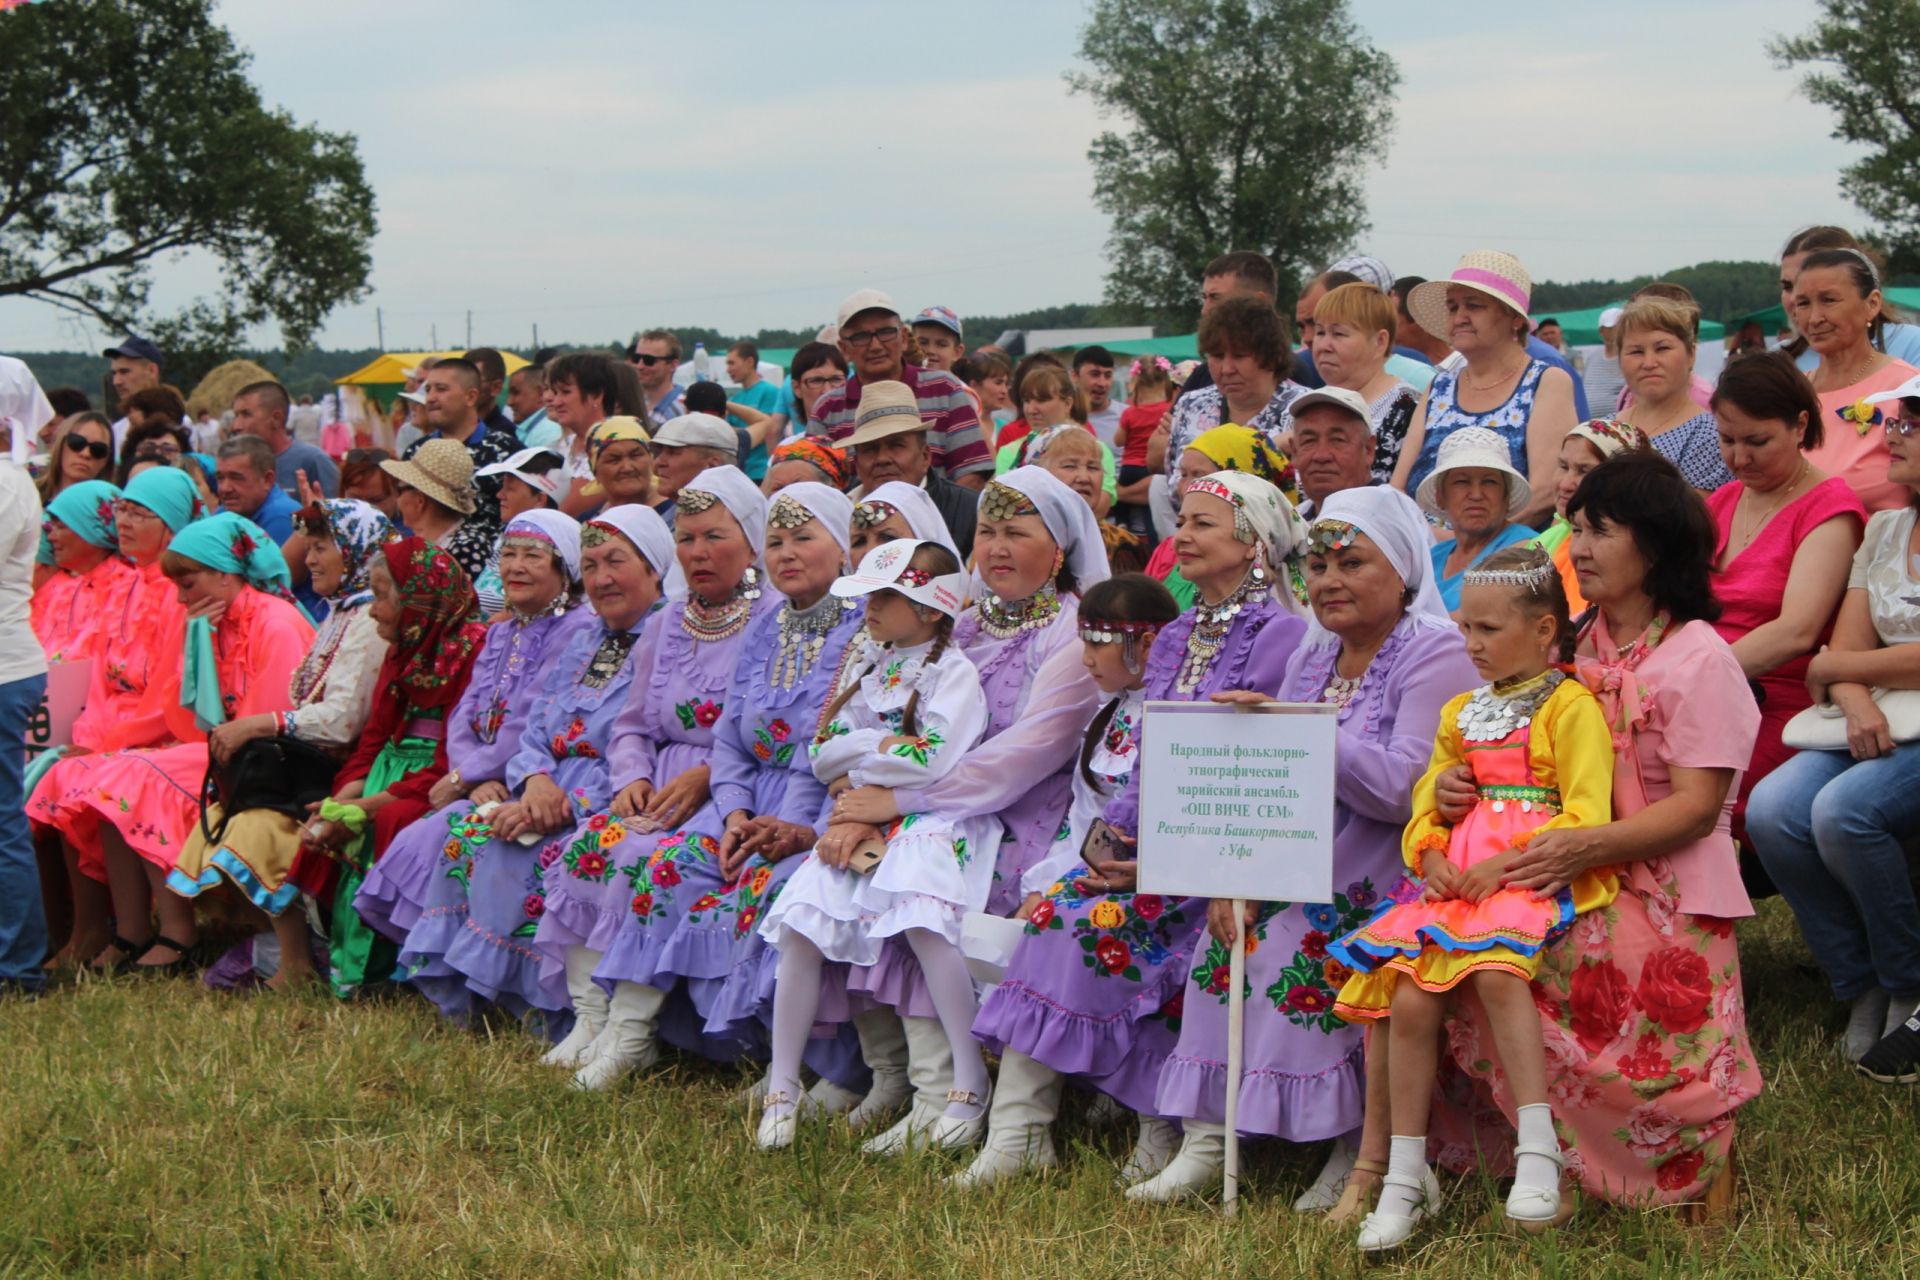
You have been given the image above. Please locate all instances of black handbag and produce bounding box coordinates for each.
[199,734,342,845]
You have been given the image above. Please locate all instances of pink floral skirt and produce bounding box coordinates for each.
[1431,857,1761,1204]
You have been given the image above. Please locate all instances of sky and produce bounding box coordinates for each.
[0,0,1864,353]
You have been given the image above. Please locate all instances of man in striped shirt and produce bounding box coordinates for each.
[806,289,993,489]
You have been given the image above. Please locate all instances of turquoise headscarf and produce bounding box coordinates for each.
[169,512,304,730]
[37,479,122,565]
[122,466,205,533]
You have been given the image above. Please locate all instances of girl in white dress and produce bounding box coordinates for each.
[757,539,997,1151]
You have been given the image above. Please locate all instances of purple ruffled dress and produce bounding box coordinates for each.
[1152,616,1477,1138]
[355,608,583,944]
[972,600,1305,1116]
[533,592,779,985]
[396,609,655,1020]
[848,598,1100,1017]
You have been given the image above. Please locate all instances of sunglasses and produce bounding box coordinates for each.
[630,353,675,367]
[64,433,111,460]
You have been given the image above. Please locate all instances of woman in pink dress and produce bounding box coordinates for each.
[30,468,206,967]
[1429,452,1763,1209]
[1790,247,1919,512]
[29,513,313,972]
[31,480,135,665]
[1702,352,1864,869]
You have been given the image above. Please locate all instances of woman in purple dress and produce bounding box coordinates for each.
[589,484,866,1077]
[963,472,1313,1189]
[355,511,583,952]
[389,505,670,1023]
[543,468,778,1090]
[834,466,1110,1154]
[1128,485,1477,1205]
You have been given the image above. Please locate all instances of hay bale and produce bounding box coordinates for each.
[186,359,278,417]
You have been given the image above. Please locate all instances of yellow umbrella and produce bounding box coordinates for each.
[334,349,530,389]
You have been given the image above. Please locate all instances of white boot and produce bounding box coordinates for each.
[1125,1122,1225,1202]
[861,1016,953,1156]
[540,946,609,1068]
[1293,1136,1359,1213]
[570,981,665,1091]
[846,1008,912,1131]
[1117,1116,1180,1185]
[949,1051,1062,1187]
[806,1076,865,1115]
[756,1088,813,1152]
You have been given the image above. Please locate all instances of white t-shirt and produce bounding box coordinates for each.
[1849,506,1920,645]
[1087,401,1122,449]
[0,463,47,685]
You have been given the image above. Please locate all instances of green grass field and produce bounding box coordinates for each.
[1,898,1915,1279]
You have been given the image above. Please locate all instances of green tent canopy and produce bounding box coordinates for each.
[1050,333,1200,361]
[1531,304,1726,348]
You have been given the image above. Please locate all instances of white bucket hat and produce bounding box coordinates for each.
[830,538,967,617]
[1408,250,1533,343]
[1414,425,1530,519]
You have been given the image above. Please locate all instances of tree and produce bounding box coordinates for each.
[1068,0,1398,329]
[1772,0,1920,269]
[0,0,376,383]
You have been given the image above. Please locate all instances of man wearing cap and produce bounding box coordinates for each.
[1417,426,1536,610]
[403,357,520,524]
[103,335,163,454]
[808,289,992,490]
[1581,308,1628,418]
[843,380,977,558]
[723,341,782,482]
[215,436,301,542]
[231,380,340,498]
[1288,386,1380,518]
[506,364,562,449]
[649,413,737,526]
[630,330,685,427]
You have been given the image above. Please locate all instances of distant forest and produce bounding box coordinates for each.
[16,259,1877,403]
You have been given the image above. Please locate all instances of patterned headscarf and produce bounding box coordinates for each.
[1182,470,1312,616]
[43,479,121,556]
[769,436,849,490]
[1567,416,1647,460]
[296,499,394,608]
[1189,424,1299,504]
[376,537,487,711]
[584,416,652,497]
[502,508,583,582]
[121,466,205,532]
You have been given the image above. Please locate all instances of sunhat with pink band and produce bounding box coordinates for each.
[1408,250,1533,343]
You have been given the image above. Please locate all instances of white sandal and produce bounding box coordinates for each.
[1356,1166,1442,1253]
[1504,1142,1566,1228]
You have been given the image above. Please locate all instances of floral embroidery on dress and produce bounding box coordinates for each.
[711,859,779,937]
[810,719,851,753]
[623,830,716,925]
[888,728,945,766]
[1260,881,1380,1032]
[1028,881,1190,984]
[562,813,623,881]
[440,807,493,889]
[751,717,797,766]
[549,715,600,761]
[674,698,723,732]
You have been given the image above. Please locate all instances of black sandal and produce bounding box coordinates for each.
[132,935,200,975]
[87,934,150,975]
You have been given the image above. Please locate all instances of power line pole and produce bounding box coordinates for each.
[465,309,472,349]
[377,306,385,350]
[531,322,539,354]
[431,322,438,350]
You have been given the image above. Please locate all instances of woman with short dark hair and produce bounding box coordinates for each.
[1161,295,1303,477]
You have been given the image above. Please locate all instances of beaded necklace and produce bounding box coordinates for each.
[774,595,855,690]
[682,566,762,642]
[976,580,1062,640]
[290,604,359,705]
[1176,567,1264,694]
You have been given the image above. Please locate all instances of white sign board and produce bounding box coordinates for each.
[24,659,91,755]
[1135,701,1337,903]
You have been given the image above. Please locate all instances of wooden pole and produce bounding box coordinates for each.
[1224,897,1246,1216]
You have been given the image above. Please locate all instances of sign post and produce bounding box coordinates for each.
[1135,701,1338,1215]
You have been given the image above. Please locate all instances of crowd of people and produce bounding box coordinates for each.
[4,223,1920,1253]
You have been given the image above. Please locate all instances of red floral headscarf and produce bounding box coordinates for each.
[376,537,487,710]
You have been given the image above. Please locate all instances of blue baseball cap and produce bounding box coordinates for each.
[102,335,163,366]
[912,305,963,340]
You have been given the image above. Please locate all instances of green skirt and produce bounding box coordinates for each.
[329,735,438,999]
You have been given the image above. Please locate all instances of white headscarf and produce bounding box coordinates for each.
[678,464,768,558]
[1311,486,1452,636]
[503,508,583,582]
[858,480,961,559]
[1185,470,1311,617]
[989,465,1111,591]
[770,480,854,559]
[585,503,674,579]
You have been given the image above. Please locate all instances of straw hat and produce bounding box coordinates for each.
[1408,250,1533,343]
[381,438,477,515]
[843,381,926,448]
[1414,426,1530,519]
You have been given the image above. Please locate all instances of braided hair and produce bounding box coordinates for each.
[817,541,965,737]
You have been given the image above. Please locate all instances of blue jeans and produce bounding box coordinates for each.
[0,672,49,989]
[1747,745,1920,1001]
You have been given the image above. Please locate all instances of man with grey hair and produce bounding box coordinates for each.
[231,380,338,497]
[215,435,300,541]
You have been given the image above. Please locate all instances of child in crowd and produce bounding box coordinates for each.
[1114,357,1174,544]
[756,539,995,1151]
[1327,544,1617,1251]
